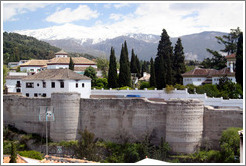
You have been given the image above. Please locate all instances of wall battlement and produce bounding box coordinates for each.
[3,93,243,154]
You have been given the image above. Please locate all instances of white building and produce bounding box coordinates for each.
[21,69,91,98]
[182,53,236,86]
[20,59,48,74]
[5,72,28,93]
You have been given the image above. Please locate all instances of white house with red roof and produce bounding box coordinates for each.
[182,53,236,86]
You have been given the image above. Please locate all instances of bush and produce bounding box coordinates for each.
[18,150,44,160]
[10,142,17,163]
[174,84,186,90]
[185,84,197,94]
[119,86,133,90]
[196,84,220,97]
[165,85,174,94]
[3,141,12,154]
[140,82,150,90]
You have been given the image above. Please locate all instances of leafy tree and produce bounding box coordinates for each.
[94,78,108,89]
[196,84,220,97]
[173,38,186,84]
[69,57,74,70]
[3,65,8,87]
[108,47,118,88]
[140,82,150,90]
[149,58,156,87]
[75,128,100,161]
[235,32,243,88]
[84,66,97,87]
[9,142,17,163]
[155,29,173,88]
[201,49,226,70]
[220,127,242,163]
[119,42,131,87]
[96,56,109,78]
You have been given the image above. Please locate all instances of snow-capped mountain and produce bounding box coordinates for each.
[14,26,227,61]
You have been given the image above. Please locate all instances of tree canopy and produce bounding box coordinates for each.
[108,47,118,88]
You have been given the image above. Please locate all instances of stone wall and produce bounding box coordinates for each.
[3,93,243,154]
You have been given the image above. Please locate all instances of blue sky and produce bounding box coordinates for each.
[2,1,244,40]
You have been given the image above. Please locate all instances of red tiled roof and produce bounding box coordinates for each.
[212,67,235,76]
[225,53,236,59]
[182,68,218,77]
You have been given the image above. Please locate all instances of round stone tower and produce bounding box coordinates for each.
[166,99,204,154]
[50,92,80,141]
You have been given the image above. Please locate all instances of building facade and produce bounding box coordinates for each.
[5,72,28,93]
[21,69,91,98]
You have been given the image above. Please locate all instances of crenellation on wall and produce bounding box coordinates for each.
[3,93,243,154]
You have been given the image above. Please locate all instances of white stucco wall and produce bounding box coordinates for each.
[6,79,22,93]
[74,64,97,68]
[20,66,43,73]
[47,65,69,69]
[183,77,207,86]
[212,76,236,85]
[22,79,91,98]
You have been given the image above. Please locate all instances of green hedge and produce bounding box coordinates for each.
[18,150,44,160]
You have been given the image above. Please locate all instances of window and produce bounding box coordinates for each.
[42,93,46,97]
[51,82,55,88]
[16,89,21,93]
[43,82,46,88]
[34,93,38,97]
[82,83,85,88]
[60,81,64,88]
[30,69,34,72]
[76,83,78,88]
[26,82,34,88]
[26,93,29,97]
[37,83,39,87]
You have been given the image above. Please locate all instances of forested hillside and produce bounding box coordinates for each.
[3,32,60,64]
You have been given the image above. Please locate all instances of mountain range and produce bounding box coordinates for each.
[14,28,227,61]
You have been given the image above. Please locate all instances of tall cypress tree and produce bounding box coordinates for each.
[155,29,173,88]
[119,43,131,87]
[149,57,156,87]
[136,55,141,78]
[235,32,243,88]
[173,38,186,85]
[130,49,138,74]
[69,57,74,70]
[108,47,118,88]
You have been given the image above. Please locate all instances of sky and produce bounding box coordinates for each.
[1,1,245,40]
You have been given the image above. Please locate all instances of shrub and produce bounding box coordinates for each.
[119,86,133,90]
[165,85,174,94]
[10,142,17,163]
[185,84,197,94]
[3,141,12,154]
[18,150,44,160]
[140,81,150,90]
[174,84,186,90]
[196,84,220,97]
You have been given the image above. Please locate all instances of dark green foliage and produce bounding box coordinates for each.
[190,150,222,163]
[3,32,60,64]
[201,49,226,70]
[119,42,131,87]
[3,65,8,88]
[130,49,138,74]
[235,32,243,88]
[217,76,243,99]
[220,127,242,163]
[94,78,108,89]
[173,38,186,84]
[69,57,74,70]
[155,29,174,88]
[96,57,109,78]
[84,66,97,87]
[140,82,150,90]
[108,47,118,88]
[149,58,156,87]
[186,84,197,94]
[18,150,43,160]
[196,84,220,97]
[124,144,140,163]
[9,142,17,163]
[136,55,141,78]
[174,84,186,90]
[75,128,100,161]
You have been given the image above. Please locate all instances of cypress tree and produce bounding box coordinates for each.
[155,29,173,88]
[9,142,17,163]
[141,61,148,77]
[136,55,141,78]
[69,57,74,70]
[119,43,131,87]
[235,32,243,88]
[130,49,138,74]
[149,57,156,87]
[173,38,186,84]
[108,47,118,88]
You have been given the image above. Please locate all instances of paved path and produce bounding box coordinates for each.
[21,156,41,163]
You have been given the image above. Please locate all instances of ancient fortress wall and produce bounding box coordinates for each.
[3,93,243,154]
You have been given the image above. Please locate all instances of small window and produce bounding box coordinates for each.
[76,83,78,88]
[51,82,55,88]
[60,81,64,88]
[43,82,46,88]
[30,69,34,72]
[16,89,21,93]
[26,93,29,97]
[82,83,84,88]
[34,93,38,97]
[26,82,34,88]
[37,83,39,87]
[42,93,46,97]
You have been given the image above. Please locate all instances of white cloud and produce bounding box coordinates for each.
[3,3,48,22]
[109,13,124,21]
[114,3,130,9]
[46,5,99,24]
[104,3,111,9]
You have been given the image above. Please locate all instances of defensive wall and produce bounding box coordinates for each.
[3,92,243,154]
[91,88,243,108]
